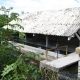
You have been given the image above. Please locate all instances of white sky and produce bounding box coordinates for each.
[0,0,80,14]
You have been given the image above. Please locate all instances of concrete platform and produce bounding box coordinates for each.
[9,41,65,60]
[40,52,79,72]
[9,41,79,72]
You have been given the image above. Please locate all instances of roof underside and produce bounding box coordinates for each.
[4,7,80,37]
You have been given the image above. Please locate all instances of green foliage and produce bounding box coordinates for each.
[0,6,43,80]
[1,63,15,77]
[0,45,18,76]
[1,52,42,80]
[1,57,28,80]
[9,12,19,21]
[0,6,25,80]
[0,12,20,28]
[0,14,7,27]
[19,32,25,38]
[24,51,43,59]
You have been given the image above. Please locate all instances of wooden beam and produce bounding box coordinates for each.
[75,33,80,41]
[75,33,80,46]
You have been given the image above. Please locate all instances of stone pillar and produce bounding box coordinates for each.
[78,54,80,78]
[76,47,80,79]
[46,35,48,60]
[46,35,48,48]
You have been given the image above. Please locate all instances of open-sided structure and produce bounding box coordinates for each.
[4,7,80,54]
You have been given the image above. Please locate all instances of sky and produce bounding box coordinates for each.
[0,0,80,14]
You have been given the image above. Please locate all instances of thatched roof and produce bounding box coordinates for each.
[4,7,80,37]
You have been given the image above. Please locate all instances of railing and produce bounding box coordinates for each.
[46,43,68,60]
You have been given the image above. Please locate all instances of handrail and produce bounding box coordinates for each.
[46,43,68,60]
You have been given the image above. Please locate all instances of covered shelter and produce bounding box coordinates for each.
[4,7,80,54]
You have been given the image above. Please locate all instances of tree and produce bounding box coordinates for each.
[9,12,19,22]
[0,6,23,76]
[0,12,19,28]
[0,6,42,80]
[0,14,7,27]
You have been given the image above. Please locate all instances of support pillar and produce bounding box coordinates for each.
[46,35,48,60]
[78,54,80,78]
[75,32,80,79]
[25,33,27,44]
[76,47,80,79]
[46,35,48,48]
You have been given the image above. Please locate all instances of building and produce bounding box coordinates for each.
[4,7,80,54]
